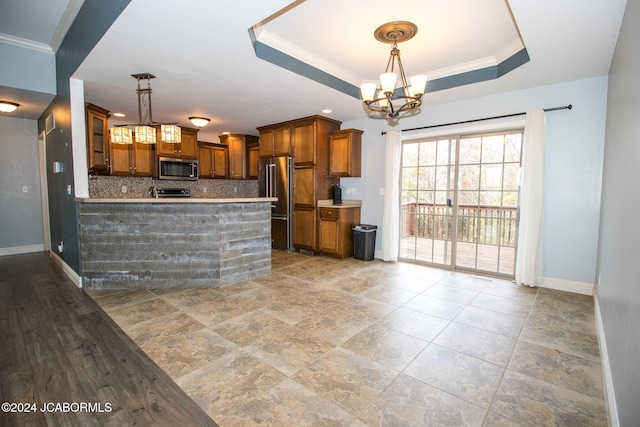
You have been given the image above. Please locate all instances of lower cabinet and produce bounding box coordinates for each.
[318,206,361,258]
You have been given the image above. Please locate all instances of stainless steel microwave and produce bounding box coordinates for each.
[157,157,198,180]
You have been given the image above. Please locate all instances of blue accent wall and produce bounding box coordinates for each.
[38,0,131,273]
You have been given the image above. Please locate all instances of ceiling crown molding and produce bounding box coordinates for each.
[49,0,84,53]
[427,38,525,80]
[0,33,53,54]
[250,1,530,100]
[257,30,361,85]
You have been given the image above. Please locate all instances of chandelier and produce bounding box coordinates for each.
[109,73,181,145]
[360,21,428,119]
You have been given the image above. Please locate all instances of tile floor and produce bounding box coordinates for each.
[88,251,607,426]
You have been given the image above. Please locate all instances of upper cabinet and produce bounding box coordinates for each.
[257,123,291,157]
[248,144,259,179]
[110,140,154,177]
[329,129,363,177]
[218,134,259,179]
[156,126,198,159]
[291,120,316,165]
[198,142,228,179]
[85,103,111,174]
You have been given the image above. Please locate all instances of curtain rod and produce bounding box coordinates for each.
[380,104,572,135]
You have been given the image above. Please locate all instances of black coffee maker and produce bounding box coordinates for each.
[332,184,343,205]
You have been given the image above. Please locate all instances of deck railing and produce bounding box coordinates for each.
[401,202,518,247]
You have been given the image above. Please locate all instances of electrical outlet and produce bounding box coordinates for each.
[121,185,128,194]
[66,185,72,195]
[234,187,238,193]
[57,241,64,253]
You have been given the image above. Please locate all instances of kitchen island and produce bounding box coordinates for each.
[77,197,276,289]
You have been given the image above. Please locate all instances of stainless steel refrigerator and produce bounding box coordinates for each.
[258,156,293,251]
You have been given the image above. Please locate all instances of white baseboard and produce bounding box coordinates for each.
[0,244,45,256]
[49,250,83,288]
[541,276,594,295]
[594,294,619,427]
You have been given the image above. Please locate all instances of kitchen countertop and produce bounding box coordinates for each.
[76,197,277,204]
[317,199,362,208]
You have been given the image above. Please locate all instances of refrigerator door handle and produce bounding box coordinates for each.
[270,163,276,199]
[268,163,276,208]
[264,165,268,197]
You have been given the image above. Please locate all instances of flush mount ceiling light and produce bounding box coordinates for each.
[189,116,210,127]
[0,101,20,113]
[109,73,181,145]
[360,21,428,120]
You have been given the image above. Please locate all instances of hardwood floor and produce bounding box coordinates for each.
[0,252,218,427]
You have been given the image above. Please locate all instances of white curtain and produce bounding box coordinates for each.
[515,110,546,287]
[381,130,402,261]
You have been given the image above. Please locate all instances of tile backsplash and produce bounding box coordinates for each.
[88,175,258,199]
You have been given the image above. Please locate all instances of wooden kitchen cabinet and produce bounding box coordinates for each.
[110,141,154,176]
[248,145,259,178]
[156,126,198,159]
[293,207,316,250]
[198,142,228,178]
[257,125,291,157]
[219,134,259,179]
[293,166,316,207]
[318,206,361,258]
[86,103,111,174]
[258,115,342,252]
[330,128,363,177]
[292,120,316,165]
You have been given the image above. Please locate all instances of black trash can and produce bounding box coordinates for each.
[353,224,377,261]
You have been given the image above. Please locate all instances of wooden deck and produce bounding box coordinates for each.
[400,237,515,276]
[0,252,218,427]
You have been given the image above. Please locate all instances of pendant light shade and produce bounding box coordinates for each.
[379,72,398,93]
[161,124,181,144]
[108,73,184,145]
[135,125,157,144]
[109,127,133,145]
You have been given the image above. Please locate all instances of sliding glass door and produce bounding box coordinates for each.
[400,130,523,277]
[400,138,456,267]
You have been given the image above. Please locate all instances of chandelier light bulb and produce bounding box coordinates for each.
[410,75,428,96]
[360,82,378,102]
[380,72,398,93]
